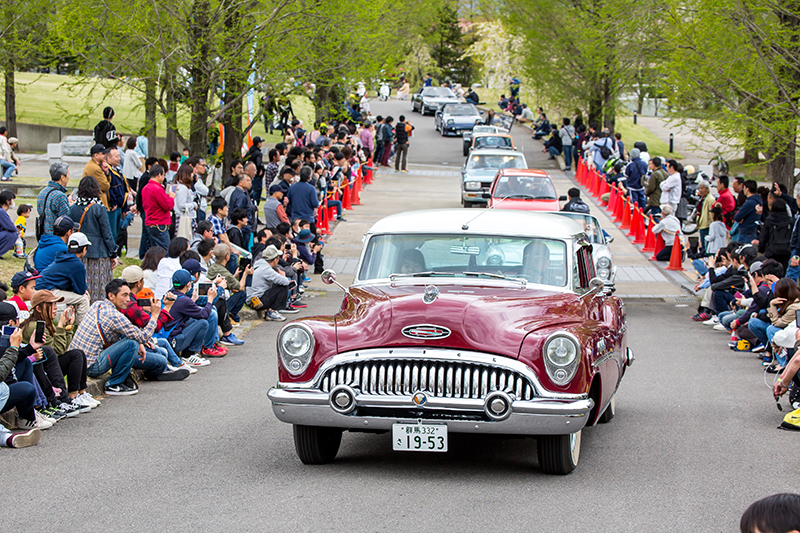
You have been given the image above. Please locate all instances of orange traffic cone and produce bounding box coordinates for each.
[591,169,601,198]
[578,159,587,186]
[318,205,332,235]
[364,158,374,184]
[642,215,656,252]
[352,167,363,206]
[606,185,617,212]
[665,233,685,270]
[621,198,632,230]
[327,205,336,225]
[599,178,609,197]
[650,233,665,260]
[633,208,646,244]
[627,203,639,237]
[613,190,624,222]
[342,179,353,210]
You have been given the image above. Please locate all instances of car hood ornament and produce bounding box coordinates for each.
[402,324,451,340]
[423,285,440,304]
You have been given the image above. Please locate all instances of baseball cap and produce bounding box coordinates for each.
[10,271,41,289]
[90,144,107,155]
[30,290,64,309]
[137,288,154,300]
[53,215,80,235]
[263,244,281,261]
[252,136,263,144]
[68,232,92,249]
[172,269,193,289]
[749,261,763,274]
[181,259,206,274]
[0,302,18,323]
[269,184,284,196]
[120,265,145,284]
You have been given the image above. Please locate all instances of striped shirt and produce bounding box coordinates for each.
[70,300,159,366]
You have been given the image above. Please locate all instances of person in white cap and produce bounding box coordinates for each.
[36,232,92,325]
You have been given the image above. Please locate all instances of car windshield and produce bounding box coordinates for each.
[493,175,556,199]
[473,126,500,134]
[467,154,526,170]
[445,104,479,116]
[422,88,455,98]
[555,213,604,244]
[474,136,513,150]
[359,234,568,287]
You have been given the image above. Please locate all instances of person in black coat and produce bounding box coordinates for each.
[245,137,265,206]
[758,197,793,268]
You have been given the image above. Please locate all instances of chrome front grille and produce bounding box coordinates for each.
[319,359,534,400]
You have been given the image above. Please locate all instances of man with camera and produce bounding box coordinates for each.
[36,232,92,325]
[246,244,293,321]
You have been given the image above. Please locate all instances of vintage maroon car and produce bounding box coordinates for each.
[268,209,633,474]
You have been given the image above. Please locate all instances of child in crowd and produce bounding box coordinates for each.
[13,204,31,258]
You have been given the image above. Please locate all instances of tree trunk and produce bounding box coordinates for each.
[4,65,16,138]
[221,82,244,187]
[315,83,338,123]
[602,76,615,133]
[765,137,796,190]
[188,0,211,156]
[144,77,157,157]
[587,88,603,129]
[166,84,178,154]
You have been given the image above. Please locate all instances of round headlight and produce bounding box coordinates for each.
[543,332,581,386]
[447,119,454,125]
[597,257,611,269]
[278,325,315,376]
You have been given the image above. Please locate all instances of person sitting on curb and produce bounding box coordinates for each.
[161,269,213,368]
[560,188,591,214]
[36,232,92,325]
[8,270,38,322]
[70,279,166,396]
[652,204,682,262]
[178,257,227,358]
[207,243,252,327]
[33,215,79,273]
[119,265,192,379]
[0,326,41,448]
[247,244,293,321]
[154,237,190,300]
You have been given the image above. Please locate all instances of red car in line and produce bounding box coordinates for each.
[487,169,566,211]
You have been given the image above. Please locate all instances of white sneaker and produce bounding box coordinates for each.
[70,395,94,412]
[713,324,727,331]
[703,316,719,325]
[182,354,211,367]
[17,412,53,430]
[169,363,197,375]
[79,392,101,408]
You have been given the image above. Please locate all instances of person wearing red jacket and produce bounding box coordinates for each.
[714,175,736,229]
[141,164,175,252]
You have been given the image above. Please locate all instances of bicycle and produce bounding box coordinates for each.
[708,148,729,176]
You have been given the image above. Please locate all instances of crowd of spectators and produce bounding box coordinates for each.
[0,104,380,447]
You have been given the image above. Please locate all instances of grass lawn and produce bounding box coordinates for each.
[615,119,682,160]
[1,72,315,151]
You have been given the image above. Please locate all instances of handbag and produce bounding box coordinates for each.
[177,212,193,240]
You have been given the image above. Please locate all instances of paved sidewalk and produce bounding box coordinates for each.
[635,116,742,170]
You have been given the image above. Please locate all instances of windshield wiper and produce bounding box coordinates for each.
[463,272,527,285]
[503,194,536,199]
[390,271,456,280]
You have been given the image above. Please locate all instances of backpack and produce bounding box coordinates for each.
[599,138,613,159]
[769,219,792,251]
[35,186,57,241]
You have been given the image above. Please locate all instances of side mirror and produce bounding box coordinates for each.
[558,195,568,202]
[588,277,605,295]
[321,269,337,285]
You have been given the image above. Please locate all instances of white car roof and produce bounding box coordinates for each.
[366,209,585,239]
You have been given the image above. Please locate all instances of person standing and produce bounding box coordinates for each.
[424,74,433,87]
[173,164,197,239]
[92,106,118,149]
[714,175,736,229]
[141,164,175,252]
[122,136,143,193]
[624,148,648,209]
[394,115,412,173]
[734,179,763,244]
[229,171,254,250]
[695,180,714,254]
[380,117,394,167]
[37,162,71,237]
[558,118,575,171]
[660,159,683,213]
[286,167,320,231]
[263,185,289,229]
[105,147,130,245]
[246,137,265,206]
[644,157,667,217]
[83,144,111,208]
[68,176,118,303]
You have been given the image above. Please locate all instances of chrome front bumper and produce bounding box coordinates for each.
[267,387,593,435]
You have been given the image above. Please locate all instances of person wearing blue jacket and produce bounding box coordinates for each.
[36,232,91,325]
[734,180,763,245]
[33,215,78,273]
[286,166,319,229]
[160,268,216,366]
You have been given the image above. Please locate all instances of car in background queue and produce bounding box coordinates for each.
[555,212,617,289]
[463,114,513,155]
[464,132,516,156]
[462,149,527,208]
[267,209,632,475]
[487,169,565,212]
[435,103,483,136]
[411,87,460,115]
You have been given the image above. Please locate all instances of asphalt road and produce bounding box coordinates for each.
[3,100,797,532]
